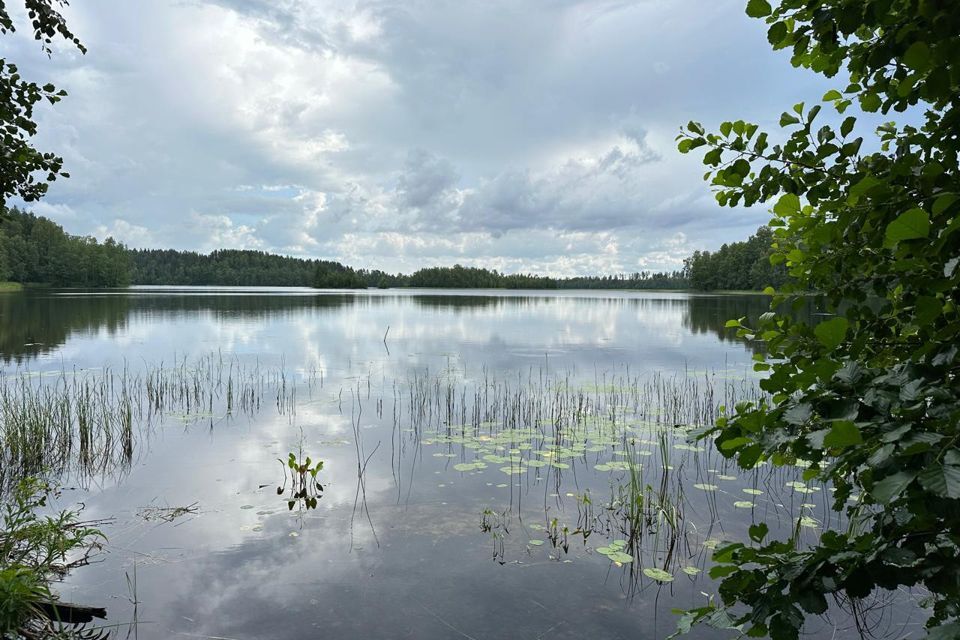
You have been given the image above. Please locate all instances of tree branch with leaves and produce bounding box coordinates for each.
[675,0,960,638]
[0,0,84,206]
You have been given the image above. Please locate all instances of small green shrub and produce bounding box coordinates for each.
[0,478,105,636]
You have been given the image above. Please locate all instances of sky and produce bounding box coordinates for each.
[2,0,836,276]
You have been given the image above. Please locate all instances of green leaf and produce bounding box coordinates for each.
[748,522,768,542]
[823,420,862,448]
[918,465,960,499]
[745,0,772,18]
[822,89,842,101]
[813,316,848,350]
[773,193,801,217]
[885,208,930,244]
[797,590,828,615]
[709,564,738,578]
[608,551,634,563]
[767,22,787,46]
[870,471,916,503]
[840,116,856,137]
[932,193,958,216]
[903,41,931,72]
[914,296,941,325]
[860,93,881,112]
[848,175,880,203]
[643,567,674,582]
[779,112,800,126]
[704,148,723,166]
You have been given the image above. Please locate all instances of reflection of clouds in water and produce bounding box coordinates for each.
[9,290,765,378]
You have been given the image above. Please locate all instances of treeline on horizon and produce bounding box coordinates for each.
[0,207,786,291]
[682,226,789,291]
[0,208,129,287]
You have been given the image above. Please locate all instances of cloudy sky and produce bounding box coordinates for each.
[3,0,835,276]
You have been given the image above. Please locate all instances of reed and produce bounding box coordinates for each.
[0,354,301,490]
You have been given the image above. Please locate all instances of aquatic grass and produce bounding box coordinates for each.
[0,352,839,598]
[0,478,108,637]
[0,354,304,491]
[399,364,855,590]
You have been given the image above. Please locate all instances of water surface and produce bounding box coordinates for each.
[0,288,917,639]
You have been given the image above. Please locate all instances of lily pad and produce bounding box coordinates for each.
[733,501,755,508]
[693,483,719,491]
[643,567,674,582]
[681,566,701,576]
[742,488,764,495]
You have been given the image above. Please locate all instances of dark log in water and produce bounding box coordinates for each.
[35,600,107,624]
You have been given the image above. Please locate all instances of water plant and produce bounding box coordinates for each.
[277,450,324,511]
[0,354,301,492]
[0,477,107,637]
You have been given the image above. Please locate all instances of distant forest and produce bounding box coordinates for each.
[0,208,786,291]
[0,208,129,287]
[682,226,789,291]
[131,248,367,288]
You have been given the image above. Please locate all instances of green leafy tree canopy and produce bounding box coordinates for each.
[1,0,84,205]
[676,0,960,638]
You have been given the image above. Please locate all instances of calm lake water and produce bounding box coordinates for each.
[0,288,921,639]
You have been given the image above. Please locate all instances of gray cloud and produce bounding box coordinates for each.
[4,0,835,274]
[395,149,460,211]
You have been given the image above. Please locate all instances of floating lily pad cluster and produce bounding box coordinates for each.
[595,539,633,564]
[418,392,831,580]
[422,415,708,483]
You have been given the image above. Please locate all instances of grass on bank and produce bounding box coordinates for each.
[0,477,106,637]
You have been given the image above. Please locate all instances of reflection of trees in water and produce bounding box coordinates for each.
[409,294,691,314]
[682,294,818,353]
[0,291,365,363]
[0,290,814,363]
[0,292,131,364]
[410,295,504,310]
[121,292,359,320]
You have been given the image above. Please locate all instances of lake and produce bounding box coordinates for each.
[0,287,918,639]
